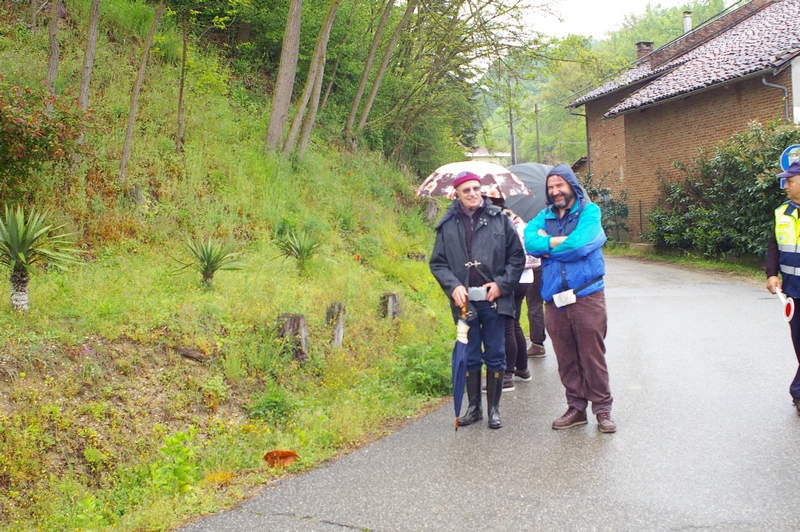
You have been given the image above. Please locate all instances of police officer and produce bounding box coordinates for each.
[767,160,800,413]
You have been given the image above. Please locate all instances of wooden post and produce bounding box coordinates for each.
[326,302,346,347]
[279,313,309,363]
[380,293,400,319]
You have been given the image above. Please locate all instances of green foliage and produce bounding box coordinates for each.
[581,174,629,242]
[175,238,243,287]
[0,204,79,276]
[395,342,451,396]
[246,382,295,422]
[273,228,321,275]
[0,77,92,201]
[646,120,797,256]
[151,427,202,494]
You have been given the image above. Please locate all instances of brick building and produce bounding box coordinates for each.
[568,0,800,241]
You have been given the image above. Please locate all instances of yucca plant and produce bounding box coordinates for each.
[174,238,244,288]
[0,204,79,312]
[274,229,321,275]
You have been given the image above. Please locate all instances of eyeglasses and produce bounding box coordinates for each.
[459,186,482,194]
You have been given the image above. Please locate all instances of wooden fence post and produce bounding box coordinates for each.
[380,293,400,319]
[278,313,309,363]
[326,302,346,347]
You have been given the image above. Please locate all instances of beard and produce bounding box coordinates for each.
[549,191,574,209]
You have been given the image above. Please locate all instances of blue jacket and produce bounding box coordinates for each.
[523,164,606,303]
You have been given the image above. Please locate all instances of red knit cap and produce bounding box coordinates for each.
[452,171,481,189]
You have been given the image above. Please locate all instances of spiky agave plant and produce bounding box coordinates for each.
[274,229,321,275]
[175,238,244,288]
[0,204,79,312]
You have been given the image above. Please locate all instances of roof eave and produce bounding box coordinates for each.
[603,68,774,118]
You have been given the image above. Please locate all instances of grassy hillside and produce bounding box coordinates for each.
[0,1,457,529]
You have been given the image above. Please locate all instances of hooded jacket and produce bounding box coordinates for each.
[430,199,525,323]
[523,164,606,303]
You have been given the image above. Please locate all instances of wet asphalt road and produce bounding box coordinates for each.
[181,256,800,531]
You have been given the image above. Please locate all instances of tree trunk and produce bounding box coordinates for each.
[279,313,309,363]
[78,0,100,111]
[326,302,346,347]
[176,15,188,154]
[120,0,166,184]
[46,0,60,96]
[282,0,340,157]
[10,271,29,313]
[264,0,302,152]
[295,49,327,158]
[355,0,417,137]
[343,0,394,146]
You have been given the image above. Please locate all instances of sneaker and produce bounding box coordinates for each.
[502,372,515,392]
[527,343,546,358]
[597,412,617,433]
[551,407,587,430]
[514,369,532,381]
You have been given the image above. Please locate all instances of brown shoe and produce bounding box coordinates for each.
[597,412,616,433]
[551,407,587,430]
[527,343,546,358]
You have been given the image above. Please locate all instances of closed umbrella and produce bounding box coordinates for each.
[452,304,469,430]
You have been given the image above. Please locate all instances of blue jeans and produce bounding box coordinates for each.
[465,301,506,374]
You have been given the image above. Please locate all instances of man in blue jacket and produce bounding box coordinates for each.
[430,171,525,429]
[524,164,616,433]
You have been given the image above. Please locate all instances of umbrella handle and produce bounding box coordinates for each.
[461,304,467,321]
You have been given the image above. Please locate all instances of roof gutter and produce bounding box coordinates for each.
[604,69,771,118]
[761,75,789,121]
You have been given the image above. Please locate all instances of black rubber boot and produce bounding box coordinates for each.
[457,370,483,427]
[486,370,503,429]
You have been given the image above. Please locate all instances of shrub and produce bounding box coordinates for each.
[646,120,796,256]
[395,342,451,396]
[0,76,92,201]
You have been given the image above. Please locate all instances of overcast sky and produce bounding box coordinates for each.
[529,0,736,39]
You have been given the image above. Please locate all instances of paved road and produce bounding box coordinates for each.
[182,256,800,531]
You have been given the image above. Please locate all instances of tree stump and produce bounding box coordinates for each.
[380,293,400,319]
[279,313,309,363]
[326,302,346,348]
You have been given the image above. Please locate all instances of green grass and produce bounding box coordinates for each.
[0,1,456,529]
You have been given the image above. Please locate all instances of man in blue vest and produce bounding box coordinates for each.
[524,164,615,433]
[767,160,800,413]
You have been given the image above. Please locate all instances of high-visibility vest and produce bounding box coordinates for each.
[776,201,800,297]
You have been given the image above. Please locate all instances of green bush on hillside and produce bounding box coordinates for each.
[647,120,799,256]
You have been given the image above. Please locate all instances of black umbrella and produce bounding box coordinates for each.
[506,163,553,222]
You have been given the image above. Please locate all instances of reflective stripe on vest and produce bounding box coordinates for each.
[781,265,800,276]
[776,202,800,276]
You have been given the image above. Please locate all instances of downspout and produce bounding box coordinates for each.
[570,108,589,175]
[762,75,790,121]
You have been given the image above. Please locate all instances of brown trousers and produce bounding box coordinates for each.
[545,290,613,414]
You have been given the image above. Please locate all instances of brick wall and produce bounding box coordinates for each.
[618,69,793,240]
[585,85,642,200]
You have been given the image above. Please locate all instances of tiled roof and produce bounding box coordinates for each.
[569,0,800,116]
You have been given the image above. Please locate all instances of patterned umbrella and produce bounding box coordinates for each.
[416,161,529,200]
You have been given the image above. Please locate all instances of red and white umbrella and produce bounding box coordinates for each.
[416,161,530,200]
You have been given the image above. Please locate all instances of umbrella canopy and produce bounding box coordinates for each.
[452,306,469,430]
[506,163,553,222]
[416,161,529,200]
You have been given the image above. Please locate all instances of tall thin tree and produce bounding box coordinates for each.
[46,0,60,96]
[282,0,340,157]
[78,0,101,111]
[120,0,166,185]
[265,0,302,152]
[343,0,394,146]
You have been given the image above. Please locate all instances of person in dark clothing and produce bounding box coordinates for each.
[430,171,525,429]
[767,160,800,414]
[526,271,547,357]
